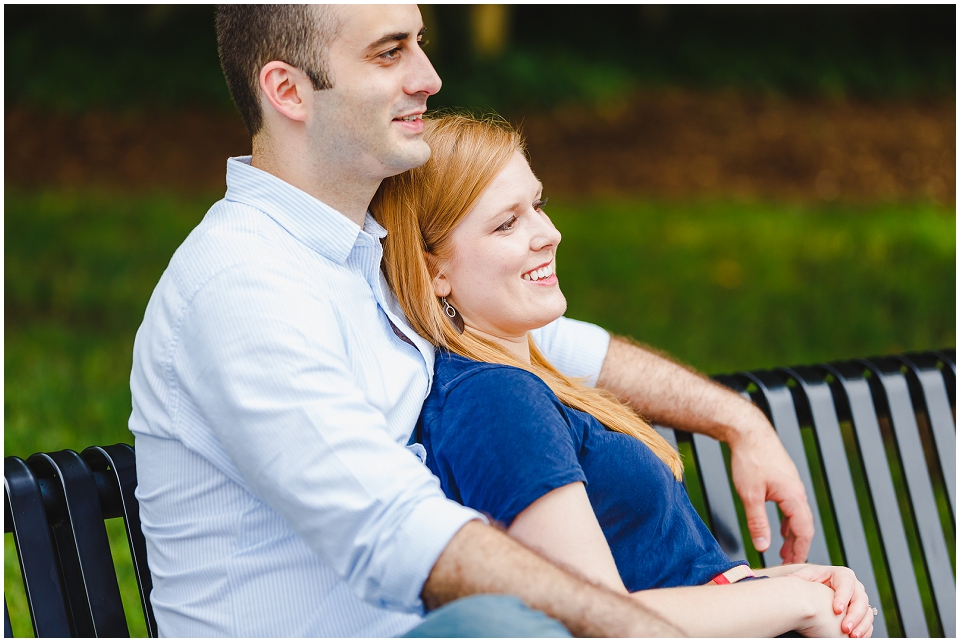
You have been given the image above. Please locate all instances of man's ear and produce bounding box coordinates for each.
[259,61,312,123]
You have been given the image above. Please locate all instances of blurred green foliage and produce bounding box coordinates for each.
[432,5,955,110]
[550,199,956,373]
[5,5,955,115]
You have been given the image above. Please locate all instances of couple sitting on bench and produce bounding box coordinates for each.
[129,5,874,637]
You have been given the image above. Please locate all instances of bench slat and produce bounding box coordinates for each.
[933,349,956,414]
[26,451,130,637]
[895,353,956,514]
[780,365,888,637]
[823,361,929,636]
[82,444,158,637]
[860,357,955,637]
[4,457,73,637]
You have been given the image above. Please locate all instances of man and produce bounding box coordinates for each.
[129,4,811,637]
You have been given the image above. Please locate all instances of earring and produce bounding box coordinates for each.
[440,297,465,334]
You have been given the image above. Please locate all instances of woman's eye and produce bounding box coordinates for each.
[533,197,549,211]
[496,215,518,232]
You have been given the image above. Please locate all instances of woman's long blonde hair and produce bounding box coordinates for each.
[372,112,682,479]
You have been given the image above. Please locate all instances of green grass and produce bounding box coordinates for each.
[547,199,955,375]
[4,189,955,634]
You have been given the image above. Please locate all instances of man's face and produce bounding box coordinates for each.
[307,5,441,181]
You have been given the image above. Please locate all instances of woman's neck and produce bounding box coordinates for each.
[467,327,531,364]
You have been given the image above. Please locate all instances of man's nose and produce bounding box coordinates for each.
[405,45,442,97]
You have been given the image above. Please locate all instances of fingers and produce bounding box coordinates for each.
[776,495,814,563]
[832,572,856,616]
[778,515,795,562]
[742,494,771,552]
[848,602,875,638]
[842,580,870,635]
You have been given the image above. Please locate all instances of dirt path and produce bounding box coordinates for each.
[5,91,955,204]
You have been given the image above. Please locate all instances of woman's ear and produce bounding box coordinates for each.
[432,273,450,298]
[425,252,451,298]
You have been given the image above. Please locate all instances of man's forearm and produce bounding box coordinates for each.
[596,334,768,445]
[423,520,684,637]
[596,334,815,561]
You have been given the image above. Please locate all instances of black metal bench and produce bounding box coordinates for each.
[5,445,157,637]
[5,350,955,637]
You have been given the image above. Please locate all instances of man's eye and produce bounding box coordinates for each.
[496,215,518,232]
[534,197,549,211]
[418,38,429,49]
[380,47,401,61]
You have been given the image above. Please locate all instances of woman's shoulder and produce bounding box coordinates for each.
[432,350,555,401]
[424,351,585,470]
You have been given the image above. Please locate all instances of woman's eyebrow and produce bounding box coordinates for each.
[484,202,522,223]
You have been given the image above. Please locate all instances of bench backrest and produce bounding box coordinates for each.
[4,444,157,637]
[656,349,956,638]
[5,351,955,637]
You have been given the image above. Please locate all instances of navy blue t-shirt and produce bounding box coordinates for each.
[420,351,742,591]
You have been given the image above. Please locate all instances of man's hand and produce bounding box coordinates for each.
[597,335,815,562]
[728,412,814,562]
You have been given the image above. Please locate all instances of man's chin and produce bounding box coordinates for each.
[382,141,432,177]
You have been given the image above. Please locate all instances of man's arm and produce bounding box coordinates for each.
[597,335,814,563]
[423,520,684,638]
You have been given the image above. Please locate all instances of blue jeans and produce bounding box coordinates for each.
[402,595,571,638]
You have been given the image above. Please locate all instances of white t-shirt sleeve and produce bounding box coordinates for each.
[530,316,611,387]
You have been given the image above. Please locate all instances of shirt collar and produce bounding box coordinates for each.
[224,156,385,264]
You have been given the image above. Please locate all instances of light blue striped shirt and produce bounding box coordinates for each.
[129,156,610,637]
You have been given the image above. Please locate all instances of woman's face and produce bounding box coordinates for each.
[434,151,567,347]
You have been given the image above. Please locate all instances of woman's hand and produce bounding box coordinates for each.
[764,564,875,638]
[793,579,848,637]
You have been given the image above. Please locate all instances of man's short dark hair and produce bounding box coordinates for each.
[216,5,339,137]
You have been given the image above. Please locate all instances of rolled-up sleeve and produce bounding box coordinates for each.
[531,316,611,387]
[174,260,481,614]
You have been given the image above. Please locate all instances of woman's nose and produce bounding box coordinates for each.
[530,212,561,250]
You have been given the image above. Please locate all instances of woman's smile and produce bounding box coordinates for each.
[521,260,557,283]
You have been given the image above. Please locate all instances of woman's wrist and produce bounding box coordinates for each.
[786,576,842,635]
[758,563,808,579]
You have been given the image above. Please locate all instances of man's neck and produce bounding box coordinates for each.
[251,142,378,228]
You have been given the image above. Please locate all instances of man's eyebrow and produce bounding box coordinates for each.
[365,27,426,52]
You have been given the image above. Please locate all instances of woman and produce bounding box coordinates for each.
[372,113,875,638]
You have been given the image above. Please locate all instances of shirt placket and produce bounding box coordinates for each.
[359,233,433,392]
